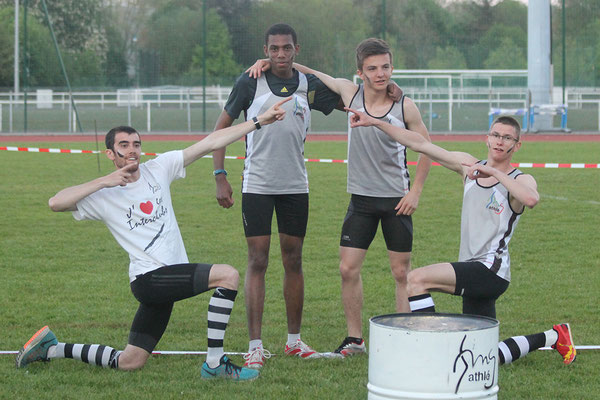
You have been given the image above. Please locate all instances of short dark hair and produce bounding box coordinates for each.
[355,38,393,70]
[492,116,521,140]
[264,23,297,46]
[105,126,140,150]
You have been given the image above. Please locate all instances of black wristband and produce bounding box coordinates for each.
[252,116,261,130]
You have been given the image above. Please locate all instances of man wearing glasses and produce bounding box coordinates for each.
[344,111,576,366]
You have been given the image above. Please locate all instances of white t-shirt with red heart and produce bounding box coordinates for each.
[73,150,188,282]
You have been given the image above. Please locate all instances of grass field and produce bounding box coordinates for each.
[1,139,599,399]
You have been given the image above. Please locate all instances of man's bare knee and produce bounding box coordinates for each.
[391,265,409,284]
[339,261,360,282]
[407,269,427,296]
[210,264,239,290]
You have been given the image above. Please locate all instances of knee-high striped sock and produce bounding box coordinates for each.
[498,329,558,365]
[206,287,237,368]
[47,343,121,368]
[409,293,436,312]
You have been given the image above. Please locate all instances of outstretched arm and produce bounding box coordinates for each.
[49,163,139,212]
[246,59,357,105]
[463,163,539,210]
[292,62,356,104]
[182,97,291,167]
[346,106,476,178]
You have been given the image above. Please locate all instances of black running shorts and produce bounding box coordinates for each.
[452,261,510,319]
[241,193,309,237]
[128,263,212,352]
[340,194,413,252]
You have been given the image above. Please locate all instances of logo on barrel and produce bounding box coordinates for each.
[453,335,497,394]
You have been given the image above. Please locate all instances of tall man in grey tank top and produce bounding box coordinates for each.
[343,111,576,366]
[251,38,433,356]
[211,23,343,368]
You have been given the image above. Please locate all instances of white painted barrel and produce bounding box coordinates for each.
[368,313,499,400]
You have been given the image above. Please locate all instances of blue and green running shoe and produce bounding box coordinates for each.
[16,326,58,368]
[201,355,260,381]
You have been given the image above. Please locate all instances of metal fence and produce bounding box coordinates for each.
[2,86,600,134]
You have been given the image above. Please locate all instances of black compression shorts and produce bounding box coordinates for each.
[452,261,510,319]
[340,194,412,252]
[128,263,212,352]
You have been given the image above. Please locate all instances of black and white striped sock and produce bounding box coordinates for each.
[498,329,556,365]
[48,343,121,368]
[206,287,237,368]
[409,293,436,312]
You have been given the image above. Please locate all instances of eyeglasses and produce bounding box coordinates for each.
[487,133,518,143]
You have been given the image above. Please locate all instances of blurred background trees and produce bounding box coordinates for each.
[0,0,598,89]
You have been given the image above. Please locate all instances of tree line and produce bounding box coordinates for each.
[0,0,598,90]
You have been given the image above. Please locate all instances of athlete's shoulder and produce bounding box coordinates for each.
[233,71,257,87]
[305,72,325,88]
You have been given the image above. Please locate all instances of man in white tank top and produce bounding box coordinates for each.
[344,111,576,365]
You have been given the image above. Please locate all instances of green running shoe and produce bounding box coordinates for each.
[16,326,58,368]
[201,355,260,381]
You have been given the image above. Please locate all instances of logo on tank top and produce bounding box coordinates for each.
[293,97,307,123]
[485,192,504,215]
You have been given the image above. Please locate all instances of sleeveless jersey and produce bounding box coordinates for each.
[243,72,311,194]
[346,85,410,197]
[458,162,524,281]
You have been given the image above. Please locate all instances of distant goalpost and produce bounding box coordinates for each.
[353,69,528,91]
[352,69,570,133]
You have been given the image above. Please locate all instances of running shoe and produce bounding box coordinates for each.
[15,326,58,368]
[243,345,272,369]
[552,323,576,365]
[333,336,367,357]
[284,339,320,359]
[201,355,260,381]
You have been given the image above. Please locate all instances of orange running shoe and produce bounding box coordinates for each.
[552,323,576,365]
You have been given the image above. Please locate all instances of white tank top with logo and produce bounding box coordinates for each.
[459,162,524,281]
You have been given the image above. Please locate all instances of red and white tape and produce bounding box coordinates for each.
[1,145,599,169]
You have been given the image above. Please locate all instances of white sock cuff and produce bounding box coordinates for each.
[249,339,262,351]
[409,295,435,311]
[287,333,300,345]
[545,329,559,347]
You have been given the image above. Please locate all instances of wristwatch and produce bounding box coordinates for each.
[252,116,261,130]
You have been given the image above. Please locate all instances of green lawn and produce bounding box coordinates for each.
[1,139,599,399]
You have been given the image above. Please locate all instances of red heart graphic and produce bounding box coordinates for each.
[140,201,153,214]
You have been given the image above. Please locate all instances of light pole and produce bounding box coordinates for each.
[14,0,19,94]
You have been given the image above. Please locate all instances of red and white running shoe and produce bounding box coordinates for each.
[284,339,320,359]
